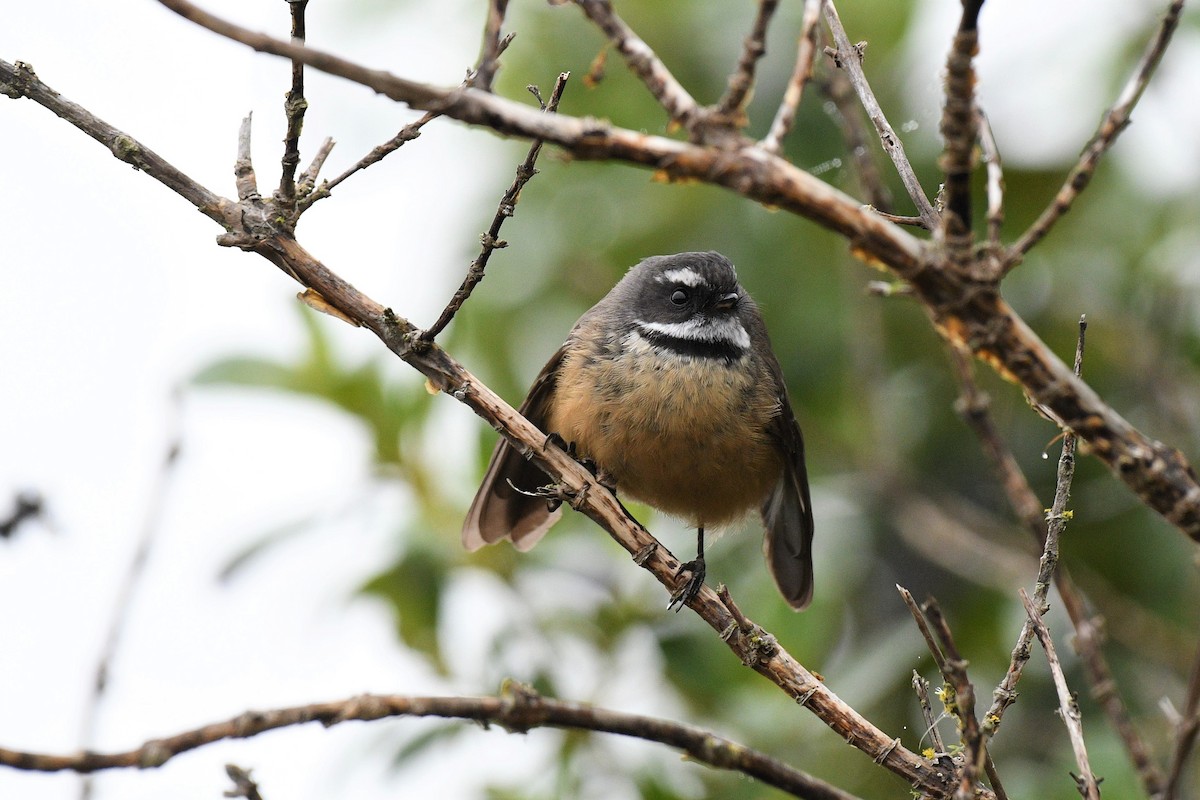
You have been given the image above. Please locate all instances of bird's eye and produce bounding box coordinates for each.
[670,288,689,305]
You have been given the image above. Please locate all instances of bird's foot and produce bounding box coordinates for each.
[667,556,706,612]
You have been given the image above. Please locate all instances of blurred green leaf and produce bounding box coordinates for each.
[361,542,449,673]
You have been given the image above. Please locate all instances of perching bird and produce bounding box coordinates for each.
[463,252,814,610]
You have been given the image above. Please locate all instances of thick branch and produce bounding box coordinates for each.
[0,57,949,792]
[15,0,1200,563]
[0,688,863,800]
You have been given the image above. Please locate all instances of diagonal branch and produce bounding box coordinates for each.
[572,0,706,133]
[0,687,865,800]
[16,0,1200,577]
[822,1,938,229]
[473,0,511,93]
[714,0,780,125]
[1020,589,1103,800]
[1006,0,1185,269]
[761,0,825,155]
[948,318,1166,795]
[421,73,570,341]
[1165,637,1200,799]
[0,58,952,796]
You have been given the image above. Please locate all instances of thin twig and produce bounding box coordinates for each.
[134,0,1200,565]
[817,57,895,213]
[295,135,334,199]
[78,401,183,800]
[298,112,435,214]
[947,316,1160,793]
[131,0,1200,559]
[1020,589,1103,800]
[473,0,511,93]
[0,491,44,540]
[977,108,1005,245]
[912,671,948,756]
[276,0,308,206]
[421,72,570,342]
[822,1,938,228]
[235,112,260,202]
[573,0,705,133]
[897,585,947,674]
[1,64,951,790]
[224,764,265,800]
[997,318,1084,680]
[1164,637,1200,799]
[2,688,866,800]
[938,0,983,248]
[714,0,779,125]
[898,586,1001,798]
[922,596,987,799]
[1006,0,1185,268]
[761,0,824,154]
[296,15,516,216]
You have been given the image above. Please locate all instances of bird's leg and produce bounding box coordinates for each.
[668,527,707,612]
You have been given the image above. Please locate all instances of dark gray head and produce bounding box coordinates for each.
[607,251,760,362]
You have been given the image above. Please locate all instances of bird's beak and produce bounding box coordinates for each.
[713,292,740,311]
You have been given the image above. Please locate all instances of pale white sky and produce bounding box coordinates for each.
[2,1,1198,799]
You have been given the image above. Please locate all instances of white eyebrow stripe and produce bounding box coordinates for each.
[634,317,751,350]
[657,268,706,287]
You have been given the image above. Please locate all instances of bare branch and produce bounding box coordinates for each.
[15,0,1200,572]
[297,11,516,216]
[276,0,309,206]
[0,60,951,790]
[715,0,780,126]
[1007,0,1185,268]
[572,0,705,132]
[819,64,895,213]
[421,73,570,342]
[473,0,511,92]
[938,0,983,247]
[0,688,866,800]
[987,320,1087,731]
[912,671,948,756]
[298,112,435,214]
[223,764,265,800]
[761,0,824,154]
[78,406,182,800]
[977,108,1005,245]
[822,1,938,228]
[923,596,987,798]
[1165,638,1200,799]
[295,135,334,199]
[0,491,44,540]
[1020,589,1103,800]
[959,316,1163,794]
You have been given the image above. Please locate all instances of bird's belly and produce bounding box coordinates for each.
[548,350,782,526]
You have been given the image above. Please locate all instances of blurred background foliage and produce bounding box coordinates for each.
[197,0,1200,797]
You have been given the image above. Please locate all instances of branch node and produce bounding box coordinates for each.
[873,738,901,765]
[632,542,657,565]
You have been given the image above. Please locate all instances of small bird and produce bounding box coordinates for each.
[463,252,815,610]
